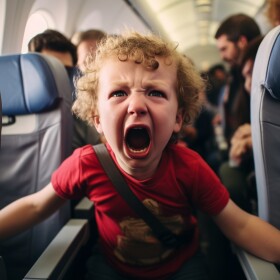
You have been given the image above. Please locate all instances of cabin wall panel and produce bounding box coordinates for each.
[2,0,35,54]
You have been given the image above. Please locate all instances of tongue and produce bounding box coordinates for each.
[127,129,149,150]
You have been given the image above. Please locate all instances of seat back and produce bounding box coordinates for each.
[0,53,73,279]
[251,25,280,229]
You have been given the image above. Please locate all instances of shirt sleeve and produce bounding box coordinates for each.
[193,158,230,215]
[51,148,86,200]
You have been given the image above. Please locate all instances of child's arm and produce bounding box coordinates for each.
[0,183,66,239]
[213,199,280,263]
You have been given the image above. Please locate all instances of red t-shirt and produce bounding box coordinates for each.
[52,143,229,279]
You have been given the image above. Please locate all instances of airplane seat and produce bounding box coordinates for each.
[0,53,73,280]
[234,25,280,279]
[251,25,280,229]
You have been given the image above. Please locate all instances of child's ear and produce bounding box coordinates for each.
[93,116,103,134]
[174,109,183,133]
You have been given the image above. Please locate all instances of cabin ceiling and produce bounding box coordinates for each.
[126,0,267,54]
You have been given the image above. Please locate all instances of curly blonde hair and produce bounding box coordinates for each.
[72,31,205,135]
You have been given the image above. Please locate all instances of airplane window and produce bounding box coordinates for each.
[21,11,55,53]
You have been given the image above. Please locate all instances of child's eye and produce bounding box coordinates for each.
[111,90,127,97]
[149,90,165,97]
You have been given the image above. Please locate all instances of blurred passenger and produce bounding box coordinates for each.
[205,64,227,109]
[28,29,78,90]
[214,14,261,146]
[266,0,280,27]
[28,29,77,67]
[72,29,107,72]
[219,35,264,212]
[181,107,215,161]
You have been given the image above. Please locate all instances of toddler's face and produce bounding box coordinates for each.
[94,56,182,179]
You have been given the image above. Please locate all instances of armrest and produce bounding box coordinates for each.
[74,197,94,220]
[233,246,280,280]
[23,219,89,280]
[0,256,8,280]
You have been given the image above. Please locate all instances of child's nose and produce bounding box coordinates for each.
[127,94,147,115]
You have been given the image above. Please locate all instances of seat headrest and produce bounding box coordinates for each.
[0,53,66,115]
[264,31,280,100]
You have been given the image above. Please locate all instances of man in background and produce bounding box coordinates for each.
[214,14,261,144]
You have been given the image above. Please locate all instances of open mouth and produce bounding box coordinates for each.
[125,126,151,158]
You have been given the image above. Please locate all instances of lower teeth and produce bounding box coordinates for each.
[128,147,147,153]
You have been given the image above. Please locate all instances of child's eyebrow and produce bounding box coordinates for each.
[110,80,169,89]
[142,80,173,89]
